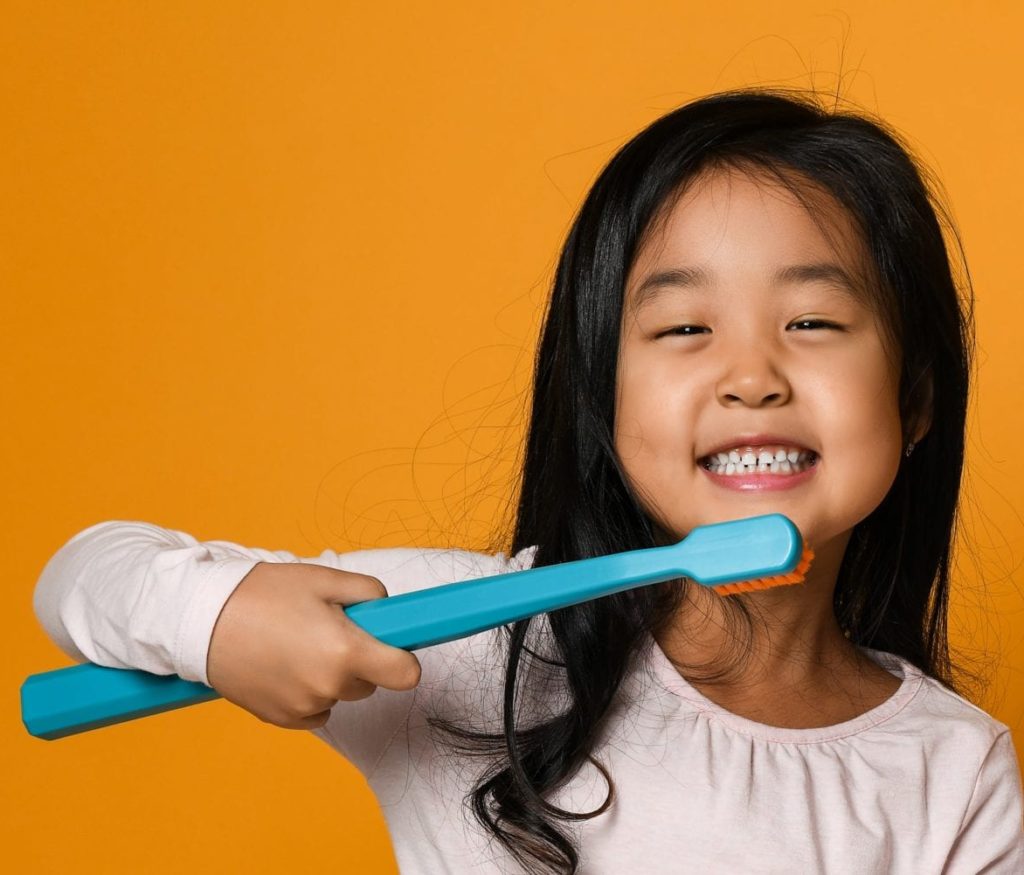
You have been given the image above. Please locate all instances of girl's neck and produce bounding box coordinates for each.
[656,533,869,688]
[652,534,903,728]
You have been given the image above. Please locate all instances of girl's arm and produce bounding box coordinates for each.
[32,520,272,685]
[30,521,424,766]
[30,520,520,770]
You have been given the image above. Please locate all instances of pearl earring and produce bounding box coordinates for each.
[905,441,916,458]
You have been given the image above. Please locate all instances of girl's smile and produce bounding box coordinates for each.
[614,165,923,560]
[697,433,819,490]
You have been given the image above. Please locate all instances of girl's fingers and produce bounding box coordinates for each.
[308,568,423,693]
[292,647,417,727]
[205,563,423,731]
[346,642,422,694]
[316,569,389,605]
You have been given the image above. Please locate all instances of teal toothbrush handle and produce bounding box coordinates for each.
[21,513,801,740]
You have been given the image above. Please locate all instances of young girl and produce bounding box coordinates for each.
[33,88,1024,873]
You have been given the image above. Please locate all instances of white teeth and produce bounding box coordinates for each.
[702,448,816,477]
[700,444,817,477]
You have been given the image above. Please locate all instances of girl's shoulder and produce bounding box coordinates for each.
[868,648,1013,746]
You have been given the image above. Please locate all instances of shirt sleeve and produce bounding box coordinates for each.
[31,520,285,684]
[944,730,1024,873]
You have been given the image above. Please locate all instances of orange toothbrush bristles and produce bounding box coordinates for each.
[711,543,814,597]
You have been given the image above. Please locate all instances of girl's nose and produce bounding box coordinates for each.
[715,351,792,408]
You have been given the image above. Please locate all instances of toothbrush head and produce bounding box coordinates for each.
[710,542,814,597]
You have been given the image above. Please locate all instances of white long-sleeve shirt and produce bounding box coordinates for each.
[32,520,1024,873]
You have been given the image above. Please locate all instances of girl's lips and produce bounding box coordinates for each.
[699,456,819,491]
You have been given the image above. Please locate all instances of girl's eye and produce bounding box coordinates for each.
[788,319,841,331]
[659,325,709,337]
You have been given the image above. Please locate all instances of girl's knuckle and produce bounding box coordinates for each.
[350,573,387,598]
[331,637,356,665]
[310,676,340,702]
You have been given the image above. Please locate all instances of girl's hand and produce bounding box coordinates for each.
[206,562,422,730]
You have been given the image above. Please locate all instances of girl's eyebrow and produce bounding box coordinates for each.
[629,262,863,312]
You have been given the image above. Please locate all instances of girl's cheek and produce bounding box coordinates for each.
[613,374,653,461]
[614,417,647,463]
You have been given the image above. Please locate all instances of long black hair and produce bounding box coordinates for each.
[432,87,976,874]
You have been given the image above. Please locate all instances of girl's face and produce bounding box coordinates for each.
[615,167,909,558]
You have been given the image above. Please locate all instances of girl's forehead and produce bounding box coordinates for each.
[632,166,870,279]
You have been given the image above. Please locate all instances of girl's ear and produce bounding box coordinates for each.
[907,368,934,445]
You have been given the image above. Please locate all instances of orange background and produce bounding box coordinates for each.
[4,2,1023,871]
